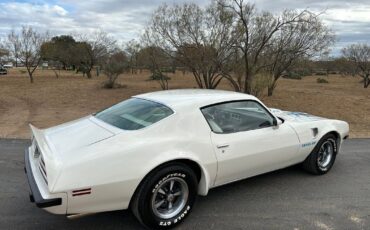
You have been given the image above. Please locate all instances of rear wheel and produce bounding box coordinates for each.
[302,134,337,175]
[131,163,198,229]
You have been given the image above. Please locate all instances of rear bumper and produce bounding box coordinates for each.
[24,147,67,213]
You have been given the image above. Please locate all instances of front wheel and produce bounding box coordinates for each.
[131,163,198,229]
[302,134,338,175]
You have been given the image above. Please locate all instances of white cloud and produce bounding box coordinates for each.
[52,5,68,16]
[0,2,73,32]
[326,7,370,23]
[0,0,369,55]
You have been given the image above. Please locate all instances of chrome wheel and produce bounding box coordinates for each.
[317,140,334,170]
[151,177,189,219]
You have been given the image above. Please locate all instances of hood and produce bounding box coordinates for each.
[270,108,327,123]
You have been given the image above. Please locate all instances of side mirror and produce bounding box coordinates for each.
[277,119,283,125]
[273,117,283,126]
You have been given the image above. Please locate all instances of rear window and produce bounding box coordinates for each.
[95,98,173,130]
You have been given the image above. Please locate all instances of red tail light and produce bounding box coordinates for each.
[72,188,91,196]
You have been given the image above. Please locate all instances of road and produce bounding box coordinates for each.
[0,138,369,230]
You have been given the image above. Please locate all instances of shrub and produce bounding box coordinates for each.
[250,74,271,97]
[296,69,312,77]
[102,81,116,89]
[102,81,126,89]
[317,78,329,83]
[160,67,176,73]
[19,69,27,74]
[148,72,171,81]
[315,72,326,76]
[283,72,302,80]
[103,51,129,89]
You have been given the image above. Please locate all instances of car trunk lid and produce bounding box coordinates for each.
[43,116,115,154]
[29,116,115,191]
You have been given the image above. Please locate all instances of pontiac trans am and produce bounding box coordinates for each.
[24,89,349,229]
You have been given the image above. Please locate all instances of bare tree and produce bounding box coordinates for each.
[264,11,334,95]
[125,39,141,74]
[138,44,172,90]
[218,0,334,95]
[6,29,21,67]
[342,43,370,88]
[103,50,129,88]
[333,57,357,77]
[144,2,239,90]
[148,47,170,90]
[78,31,116,78]
[8,26,49,83]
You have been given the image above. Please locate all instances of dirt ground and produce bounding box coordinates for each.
[0,68,369,138]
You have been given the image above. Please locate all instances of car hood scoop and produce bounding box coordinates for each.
[270,108,326,123]
[43,116,115,154]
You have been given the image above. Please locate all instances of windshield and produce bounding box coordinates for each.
[95,98,173,130]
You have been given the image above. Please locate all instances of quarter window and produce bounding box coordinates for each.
[201,101,275,134]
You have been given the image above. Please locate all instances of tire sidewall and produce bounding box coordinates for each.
[314,134,337,173]
[138,164,197,229]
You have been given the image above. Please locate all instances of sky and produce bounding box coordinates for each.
[0,0,369,56]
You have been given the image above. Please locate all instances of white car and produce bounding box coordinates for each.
[3,63,13,68]
[25,89,349,229]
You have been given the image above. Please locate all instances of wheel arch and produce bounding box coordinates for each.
[129,158,210,208]
[322,130,341,153]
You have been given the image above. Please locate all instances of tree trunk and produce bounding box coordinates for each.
[243,52,251,94]
[53,70,59,79]
[26,66,34,83]
[202,72,210,89]
[365,76,370,88]
[244,74,253,94]
[86,71,92,79]
[96,67,100,77]
[192,71,203,88]
[268,78,278,96]
[267,86,273,96]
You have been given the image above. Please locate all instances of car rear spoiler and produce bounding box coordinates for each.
[29,124,60,192]
[30,124,52,155]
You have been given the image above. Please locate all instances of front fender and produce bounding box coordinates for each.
[289,119,349,161]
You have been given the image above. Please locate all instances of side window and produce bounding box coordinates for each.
[201,100,275,134]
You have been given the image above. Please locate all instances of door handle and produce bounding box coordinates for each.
[217,144,230,149]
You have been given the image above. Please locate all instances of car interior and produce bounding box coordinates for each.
[202,101,274,134]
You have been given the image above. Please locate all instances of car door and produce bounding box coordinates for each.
[201,100,300,186]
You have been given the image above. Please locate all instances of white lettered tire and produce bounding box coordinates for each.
[302,133,337,175]
[131,163,198,229]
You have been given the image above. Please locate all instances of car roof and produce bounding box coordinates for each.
[134,89,257,111]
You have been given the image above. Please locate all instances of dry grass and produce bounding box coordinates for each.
[0,68,369,138]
